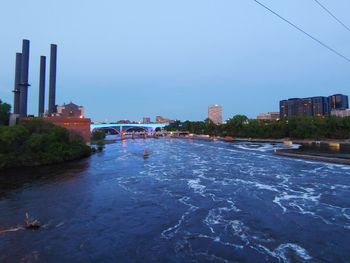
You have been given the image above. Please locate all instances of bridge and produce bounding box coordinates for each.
[90,123,168,135]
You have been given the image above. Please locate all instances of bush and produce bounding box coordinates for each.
[97,140,105,152]
[91,130,106,141]
[0,118,91,170]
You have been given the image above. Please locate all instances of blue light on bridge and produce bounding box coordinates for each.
[90,123,168,132]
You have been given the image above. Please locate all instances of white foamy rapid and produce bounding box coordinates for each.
[111,140,350,262]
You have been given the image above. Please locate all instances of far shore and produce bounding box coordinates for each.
[167,134,350,146]
[274,149,350,165]
[183,135,350,165]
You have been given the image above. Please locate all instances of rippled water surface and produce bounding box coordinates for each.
[1,139,350,262]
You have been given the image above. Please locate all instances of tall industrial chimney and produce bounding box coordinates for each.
[38,56,46,116]
[48,44,57,115]
[19,39,30,117]
[13,52,22,114]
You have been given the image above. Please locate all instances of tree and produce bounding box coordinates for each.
[0,118,91,170]
[163,115,350,140]
[97,140,105,152]
[0,100,11,126]
[204,118,220,136]
[224,115,249,137]
[91,130,106,141]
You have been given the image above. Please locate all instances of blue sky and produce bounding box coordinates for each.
[0,0,349,122]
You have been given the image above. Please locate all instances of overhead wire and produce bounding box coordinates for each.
[312,0,350,33]
[252,0,350,63]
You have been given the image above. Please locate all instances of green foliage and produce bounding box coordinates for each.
[164,115,350,140]
[0,118,91,170]
[91,130,106,141]
[0,99,11,126]
[96,140,105,152]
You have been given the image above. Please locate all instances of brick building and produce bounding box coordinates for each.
[46,117,91,143]
[56,102,85,118]
[257,112,280,121]
[47,102,90,143]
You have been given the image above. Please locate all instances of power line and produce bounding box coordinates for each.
[313,0,350,33]
[252,0,350,63]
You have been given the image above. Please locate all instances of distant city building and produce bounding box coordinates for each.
[280,94,348,118]
[56,102,84,118]
[116,120,132,124]
[156,116,175,124]
[329,94,349,110]
[143,117,151,124]
[257,112,280,121]
[280,98,313,118]
[208,104,223,125]
[331,109,350,118]
[311,96,329,116]
[156,116,163,123]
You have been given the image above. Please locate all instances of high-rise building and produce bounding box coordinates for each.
[328,94,349,111]
[280,98,315,118]
[280,94,348,118]
[279,100,288,119]
[143,117,151,124]
[208,104,222,125]
[312,96,329,116]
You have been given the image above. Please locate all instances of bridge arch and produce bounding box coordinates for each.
[92,127,120,135]
[124,127,148,133]
[90,123,168,134]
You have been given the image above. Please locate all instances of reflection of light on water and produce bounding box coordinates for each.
[121,139,127,147]
[329,143,340,151]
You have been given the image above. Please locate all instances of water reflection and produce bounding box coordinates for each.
[0,160,90,198]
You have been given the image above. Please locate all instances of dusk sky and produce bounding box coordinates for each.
[0,0,349,122]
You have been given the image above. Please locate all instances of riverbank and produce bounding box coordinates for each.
[166,134,350,165]
[274,149,350,165]
[0,119,92,170]
[168,134,350,146]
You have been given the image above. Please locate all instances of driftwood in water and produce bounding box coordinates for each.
[0,213,41,234]
[24,213,41,230]
[0,226,24,234]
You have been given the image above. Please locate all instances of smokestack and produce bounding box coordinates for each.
[48,44,57,115]
[38,56,46,117]
[13,53,22,114]
[19,39,30,117]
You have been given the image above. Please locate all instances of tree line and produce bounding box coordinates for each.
[165,115,350,140]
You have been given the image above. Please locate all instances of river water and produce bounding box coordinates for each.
[0,139,350,262]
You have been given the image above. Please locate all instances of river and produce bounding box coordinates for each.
[1,139,350,262]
